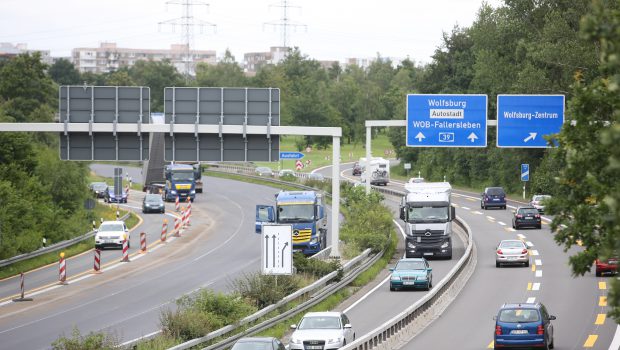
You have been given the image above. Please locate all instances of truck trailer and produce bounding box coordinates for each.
[399,182,455,259]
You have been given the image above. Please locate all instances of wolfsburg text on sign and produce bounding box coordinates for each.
[427,99,467,109]
[503,111,559,120]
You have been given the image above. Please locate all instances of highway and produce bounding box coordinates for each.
[0,174,294,349]
[324,163,618,350]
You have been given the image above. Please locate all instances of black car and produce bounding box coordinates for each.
[142,194,165,213]
[512,206,542,229]
[352,162,362,176]
[481,187,507,210]
[231,337,286,350]
[89,182,108,198]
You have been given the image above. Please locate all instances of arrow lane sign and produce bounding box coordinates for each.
[415,132,425,142]
[264,235,269,268]
[523,132,537,143]
[281,241,289,268]
[467,132,478,143]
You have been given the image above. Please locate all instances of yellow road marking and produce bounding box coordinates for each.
[599,296,607,306]
[531,264,536,272]
[599,282,607,290]
[595,314,606,325]
[527,282,533,291]
[487,341,494,348]
[583,335,598,347]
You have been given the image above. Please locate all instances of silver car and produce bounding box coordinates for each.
[289,311,355,350]
[496,239,529,267]
[529,194,551,214]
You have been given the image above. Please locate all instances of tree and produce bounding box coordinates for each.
[48,58,81,85]
[195,49,247,87]
[105,70,135,86]
[128,60,184,112]
[548,0,620,322]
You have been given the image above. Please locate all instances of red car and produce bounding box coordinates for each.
[596,258,618,276]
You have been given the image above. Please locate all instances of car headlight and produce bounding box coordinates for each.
[390,275,401,281]
[327,337,342,345]
[440,241,450,248]
[417,275,428,281]
[290,338,302,345]
[407,242,416,249]
[190,190,196,194]
[171,190,177,194]
[310,237,319,245]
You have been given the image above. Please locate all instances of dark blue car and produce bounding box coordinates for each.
[493,302,556,349]
[482,187,507,210]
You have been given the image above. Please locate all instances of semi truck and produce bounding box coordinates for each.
[255,191,328,256]
[399,182,455,259]
[359,157,390,185]
[162,164,197,202]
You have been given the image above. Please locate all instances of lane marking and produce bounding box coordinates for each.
[497,221,506,226]
[461,206,470,210]
[530,250,539,256]
[535,270,542,278]
[467,198,477,202]
[526,241,534,247]
[599,282,607,290]
[600,296,607,307]
[527,282,533,291]
[532,282,540,291]
[504,227,515,232]
[517,234,527,240]
[609,325,620,350]
[584,334,598,347]
[486,215,496,221]
[526,297,536,303]
[535,259,542,266]
[472,211,483,215]
[531,264,536,272]
[595,314,606,325]
[487,341,493,349]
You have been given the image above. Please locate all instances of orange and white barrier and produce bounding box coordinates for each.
[175,196,180,211]
[125,184,129,199]
[93,249,102,273]
[121,239,130,262]
[12,272,33,302]
[161,219,168,242]
[181,207,187,228]
[140,232,147,253]
[174,217,181,237]
[59,252,67,285]
[186,205,192,226]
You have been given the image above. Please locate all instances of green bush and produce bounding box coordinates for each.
[52,328,118,350]
[230,272,301,309]
[293,253,341,278]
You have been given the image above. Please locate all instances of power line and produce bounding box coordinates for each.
[264,0,307,49]
[159,0,216,80]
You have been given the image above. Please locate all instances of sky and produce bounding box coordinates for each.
[0,0,503,65]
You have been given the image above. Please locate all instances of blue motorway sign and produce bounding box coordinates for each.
[521,164,529,182]
[497,95,564,148]
[406,94,487,147]
[279,151,304,160]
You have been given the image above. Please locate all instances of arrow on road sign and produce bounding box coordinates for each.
[264,235,269,268]
[523,132,537,143]
[415,132,425,142]
[467,132,478,143]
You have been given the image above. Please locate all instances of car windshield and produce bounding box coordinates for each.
[498,308,540,323]
[499,241,525,249]
[407,206,448,223]
[298,316,341,330]
[395,261,426,270]
[145,194,161,203]
[92,183,107,190]
[277,204,314,222]
[533,195,551,201]
[518,208,539,215]
[486,188,505,196]
[99,224,124,232]
[231,341,272,350]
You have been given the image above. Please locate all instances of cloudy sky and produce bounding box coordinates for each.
[0,0,502,64]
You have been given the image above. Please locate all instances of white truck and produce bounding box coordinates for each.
[359,157,390,186]
[399,182,455,259]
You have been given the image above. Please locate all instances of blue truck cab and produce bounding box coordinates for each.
[256,191,328,255]
[163,164,196,202]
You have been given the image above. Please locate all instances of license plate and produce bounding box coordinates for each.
[526,216,533,219]
[403,281,415,285]
[306,346,322,350]
[510,330,528,334]
[509,257,517,260]
[424,252,433,256]
[104,239,113,244]
[493,198,500,201]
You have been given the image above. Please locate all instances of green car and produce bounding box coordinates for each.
[389,257,433,291]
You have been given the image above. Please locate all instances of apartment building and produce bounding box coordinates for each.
[0,42,52,64]
[71,42,216,75]
[243,46,289,75]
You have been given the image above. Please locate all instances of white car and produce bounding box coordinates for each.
[278,169,296,177]
[529,194,551,214]
[289,311,355,350]
[95,220,130,249]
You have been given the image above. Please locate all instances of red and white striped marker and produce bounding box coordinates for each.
[125,184,130,199]
[161,219,168,242]
[173,217,181,237]
[175,196,180,211]
[186,205,191,226]
[59,252,67,285]
[93,249,102,274]
[181,207,187,228]
[140,232,147,253]
[12,272,33,302]
[121,238,130,262]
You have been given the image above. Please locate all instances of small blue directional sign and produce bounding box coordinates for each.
[279,151,304,160]
[406,94,487,147]
[497,95,564,148]
[521,164,529,182]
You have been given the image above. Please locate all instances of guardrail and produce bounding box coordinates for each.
[0,211,131,268]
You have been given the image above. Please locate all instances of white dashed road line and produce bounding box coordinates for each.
[498,221,506,226]
[535,270,543,278]
[527,297,536,303]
